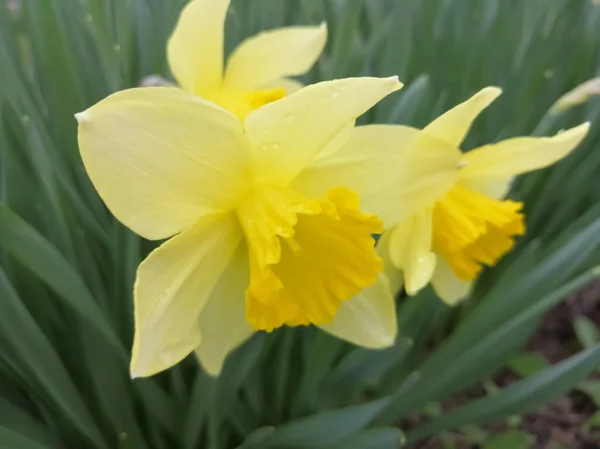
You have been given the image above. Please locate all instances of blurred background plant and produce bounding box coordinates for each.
[1,0,600,448]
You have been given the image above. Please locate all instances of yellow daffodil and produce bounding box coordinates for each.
[167,0,327,120]
[376,87,590,305]
[75,76,461,378]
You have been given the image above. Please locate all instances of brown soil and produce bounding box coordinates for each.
[412,281,600,449]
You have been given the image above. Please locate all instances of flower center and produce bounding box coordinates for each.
[236,185,383,331]
[432,185,526,281]
[205,88,286,120]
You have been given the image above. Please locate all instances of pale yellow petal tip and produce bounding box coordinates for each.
[438,293,468,307]
[74,111,90,123]
[203,365,221,377]
[358,327,397,349]
[577,121,592,136]
[377,332,396,348]
[479,86,502,101]
[557,122,591,142]
[577,121,591,134]
[129,362,141,379]
[129,354,150,379]
[387,75,404,92]
[404,284,423,296]
[129,365,154,379]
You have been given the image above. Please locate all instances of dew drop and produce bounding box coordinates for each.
[285,114,295,123]
[271,142,281,151]
[331,91,340,99]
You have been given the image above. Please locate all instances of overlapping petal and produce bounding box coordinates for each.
[167,0,230,94]
[457,176,513,200]
[265,78,305,94]
[195,243,254,376]
[319,276,397,348]
[430,257,472,305]
[223,24,327,91]
[76,87,250,240]
[424,87,502,147]
[377,232,404,295]
[293,125,462,227]
[388,207,436,295]
[244,77,402,185]
[131,213,241,378]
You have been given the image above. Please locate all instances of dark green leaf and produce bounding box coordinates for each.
[482,431,534,449]
[0,204,123,353]
[507,353,550,377]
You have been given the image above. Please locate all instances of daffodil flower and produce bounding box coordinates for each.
[75,76,461,377]
[377,87,590,305]
[167,0,327,120]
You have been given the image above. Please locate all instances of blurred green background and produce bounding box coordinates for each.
[1,0,600,448]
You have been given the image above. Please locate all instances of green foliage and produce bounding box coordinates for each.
[481,431,534,449]
[1,0,600,448]
[574,316,600,349]
[507,353,550,377]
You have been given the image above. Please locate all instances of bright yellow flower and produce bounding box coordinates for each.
[376,87,590,305]
[167,0,327,119]
[74,76,461,378]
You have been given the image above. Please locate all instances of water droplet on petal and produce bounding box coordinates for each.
[332,91,340,99]
[285,114,295,123]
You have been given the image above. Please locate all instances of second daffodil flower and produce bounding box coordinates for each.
[167,0,327,120]
[74,76,431,377]
[378,87,589,305]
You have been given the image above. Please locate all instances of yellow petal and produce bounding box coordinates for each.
[167,0,229,94]
[377,231,404,295]
[266,77,304,94]
[319,276,397,349]
[313,121,355,161]
[431,256,472,305]
[424,87,501,147]
[223,24,327,91]
[245,77,402,185]
[204,88,286,121]
[76,87,250,240]
[461,123,590,178]
[130,213,241,378]
[292,125,462,227]
[457,176,513,200]
[195,243,254,376]
[389,208,436,295]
